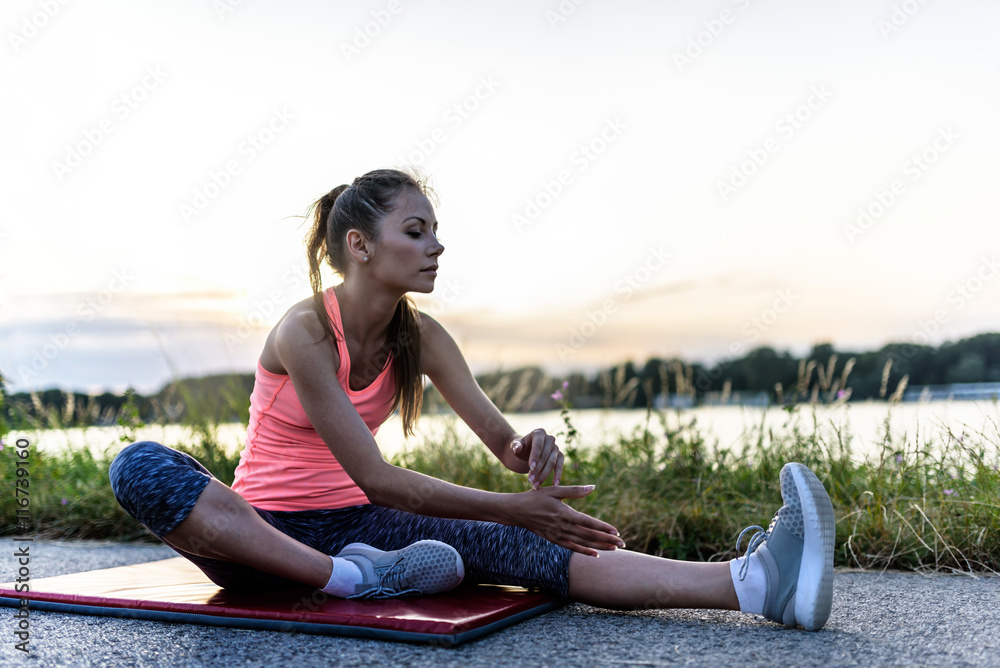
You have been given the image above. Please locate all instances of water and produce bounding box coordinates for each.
[12,422,252,456]
[15,399,999,461]
[378,399,1000,460]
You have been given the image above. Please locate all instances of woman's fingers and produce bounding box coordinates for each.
[542,484,619,537]
[522,429,553,488]
[565,514,625,548]
[527,488,625,551]
[531,525,606,557]
[514,428,569,488]
[530,433,559,488]
[559,541,600,558]
[542,525,625,556]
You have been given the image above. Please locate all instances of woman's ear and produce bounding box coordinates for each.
[345,229,373,263]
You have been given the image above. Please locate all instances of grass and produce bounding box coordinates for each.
[1,387,243,541]
[2,397,999,574]
[390,404,1000,573]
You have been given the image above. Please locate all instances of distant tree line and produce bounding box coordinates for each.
[2,332,998,428]
[0,374,254,430]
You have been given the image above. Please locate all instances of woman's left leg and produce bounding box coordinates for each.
[572,461,835,631]
[296,461,833,630]
[275,462,832,628]
[567,550,739,610]
[287,505,738,609]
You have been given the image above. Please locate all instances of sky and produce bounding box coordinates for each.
[1,0,999,394]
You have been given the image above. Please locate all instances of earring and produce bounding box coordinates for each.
[363,255,369,262]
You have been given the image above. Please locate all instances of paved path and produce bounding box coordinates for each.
[3,541,999,667]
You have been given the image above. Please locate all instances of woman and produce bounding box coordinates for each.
[110,169,835,629]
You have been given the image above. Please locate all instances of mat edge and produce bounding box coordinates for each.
[0,595,565,645]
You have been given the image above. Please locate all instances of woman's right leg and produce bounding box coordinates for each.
[109,441,333,590]
[161,477,334,589]
[111,442,464,598]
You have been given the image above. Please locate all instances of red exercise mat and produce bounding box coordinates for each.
[0,557,563,645]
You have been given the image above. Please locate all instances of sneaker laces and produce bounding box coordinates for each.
[734,511,781,581]
[349,556,421,600]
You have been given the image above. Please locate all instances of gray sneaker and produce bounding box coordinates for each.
[335,540,465,600]
[735,462,835,631]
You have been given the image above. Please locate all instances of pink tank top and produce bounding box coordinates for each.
[231,287,396,511]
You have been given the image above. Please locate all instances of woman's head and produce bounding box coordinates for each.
[307,168,438,286]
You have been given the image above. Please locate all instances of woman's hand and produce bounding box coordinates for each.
[510,428,564,489]
[510,484,624,557]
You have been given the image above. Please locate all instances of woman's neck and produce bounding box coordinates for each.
[334,281,401,344]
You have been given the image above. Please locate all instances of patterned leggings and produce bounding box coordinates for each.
[108,441,571,597]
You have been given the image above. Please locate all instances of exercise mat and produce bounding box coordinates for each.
[0,557,563,645]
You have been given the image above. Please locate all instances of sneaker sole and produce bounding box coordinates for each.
[787,463,835,631]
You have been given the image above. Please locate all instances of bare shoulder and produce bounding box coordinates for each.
[417,310,450,352]
[278,297,328,341]
[417,311,464,378]
[261,296,336,374]
[417,310,447,339]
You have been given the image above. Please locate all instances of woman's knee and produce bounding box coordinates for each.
[109,441,170,500]
[108,441,213,533]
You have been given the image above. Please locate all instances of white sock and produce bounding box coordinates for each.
[320,556,364,598]
[730,553,767,614]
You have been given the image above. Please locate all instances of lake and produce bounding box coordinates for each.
[15,399,999,461]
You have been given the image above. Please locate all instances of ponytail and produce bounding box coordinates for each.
[306,185,348,344]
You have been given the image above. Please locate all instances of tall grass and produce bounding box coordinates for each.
[391,404,1000,573]
[3,390,999,573]
[0,387,243,541]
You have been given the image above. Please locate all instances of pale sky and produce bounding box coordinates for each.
[2,0,999,394]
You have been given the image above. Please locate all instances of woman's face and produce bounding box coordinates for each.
[368,188,444,294]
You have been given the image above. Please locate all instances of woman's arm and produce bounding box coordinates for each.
[419,313,564,488]
[275,307,622,556]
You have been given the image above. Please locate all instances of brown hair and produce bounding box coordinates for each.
[305,169,431,437]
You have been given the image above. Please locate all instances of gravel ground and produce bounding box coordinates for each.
[2,541,999,667]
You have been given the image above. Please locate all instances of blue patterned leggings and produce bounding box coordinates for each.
[108,441,571,597]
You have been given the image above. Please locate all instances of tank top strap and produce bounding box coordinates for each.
[322,287,346,340]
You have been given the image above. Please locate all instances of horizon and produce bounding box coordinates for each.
[3,1,999,395]
[7,328,997,398]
